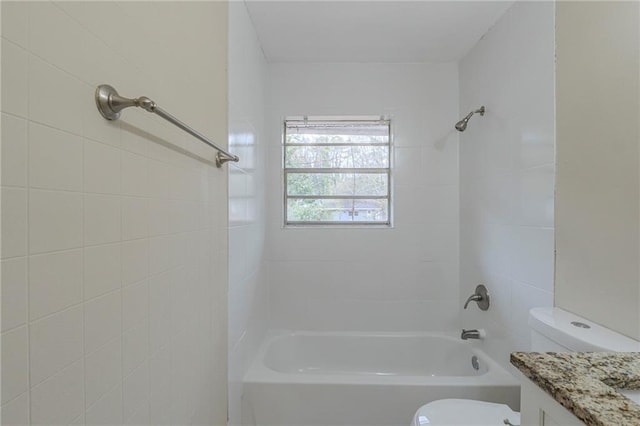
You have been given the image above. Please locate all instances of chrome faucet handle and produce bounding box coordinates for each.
[463,284,490,311]
[503,419,519,426]
[463,294,482,309]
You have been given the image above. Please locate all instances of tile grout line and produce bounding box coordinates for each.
[25,9,32,422]
[80,97,87,421]
[119,120,126,424]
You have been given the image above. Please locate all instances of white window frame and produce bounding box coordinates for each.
[282,116,392,227]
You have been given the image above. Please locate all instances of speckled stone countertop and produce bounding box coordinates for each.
[511,352,640,425]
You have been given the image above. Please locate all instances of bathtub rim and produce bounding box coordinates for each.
[244,330,520,387]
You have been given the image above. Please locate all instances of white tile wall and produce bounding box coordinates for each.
[265,62,460,332]
[3,188,28,258]
[1,1,229,425]
[1,257,28,331]
[85,384,123,426]
[84,337,121,408]
[84,291,122,355]
[29,189,83,253]
[84,139,121,194]
[2,38,29,117]
[83,243,121,300]
[1,113,28,187]
[29,249,82,321]
[2,393,29,426]
[122,321,149,377]
[84,194,122,246]
[459,1,555,369]
[28,123,83,191]
[227,3,269,426]
[29,306,84,387]
[29,360,85,426]
[2,326,29,404]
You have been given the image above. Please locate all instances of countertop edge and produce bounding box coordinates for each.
[510,352,640,426]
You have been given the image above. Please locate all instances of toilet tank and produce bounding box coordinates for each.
[529,307,640,352]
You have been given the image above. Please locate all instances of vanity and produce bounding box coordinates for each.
[511,352,640,426]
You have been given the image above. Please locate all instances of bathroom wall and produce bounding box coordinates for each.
[1,2,229,425]
[555,1,640,340]
[459,1,555,368]
[228,2,268,426]
[265,63,460,332]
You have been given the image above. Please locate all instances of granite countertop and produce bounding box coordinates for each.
[511,352,640,426]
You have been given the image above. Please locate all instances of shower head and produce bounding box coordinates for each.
[455,106,485,132]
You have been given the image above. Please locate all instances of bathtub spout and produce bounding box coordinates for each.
[461,329,486,340]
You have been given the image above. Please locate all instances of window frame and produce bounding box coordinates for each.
[282,116,393,227]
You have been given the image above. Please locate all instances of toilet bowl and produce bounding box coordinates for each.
[412,399,519,426]
[410,307,640,426]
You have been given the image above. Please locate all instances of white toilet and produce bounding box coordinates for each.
[411,307,640,426]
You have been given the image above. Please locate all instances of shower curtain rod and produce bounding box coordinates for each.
[95,84,239,168]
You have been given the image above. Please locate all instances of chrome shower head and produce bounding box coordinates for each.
[455,113,473,132]
[455,106,485,132]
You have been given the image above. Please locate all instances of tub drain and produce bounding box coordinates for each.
[471,355,480,370]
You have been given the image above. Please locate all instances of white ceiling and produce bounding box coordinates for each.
[244,1,514,63]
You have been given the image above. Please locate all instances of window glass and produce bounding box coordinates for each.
[284,118,391,225]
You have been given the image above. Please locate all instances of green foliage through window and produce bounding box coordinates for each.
[284,118,391,225]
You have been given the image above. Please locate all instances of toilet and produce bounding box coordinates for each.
[411,307,640,426]
[412,399,520,425]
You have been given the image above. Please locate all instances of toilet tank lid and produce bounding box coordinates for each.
[529,307,640,352]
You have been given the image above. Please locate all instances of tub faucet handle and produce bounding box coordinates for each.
[463,294,481,309]
[463,284,490,311]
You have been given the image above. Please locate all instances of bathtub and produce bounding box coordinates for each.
[244,331,520,426]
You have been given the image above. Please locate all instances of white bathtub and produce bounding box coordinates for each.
[244,331,520,426]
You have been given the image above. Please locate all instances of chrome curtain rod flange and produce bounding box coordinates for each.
[215,151,238,167]
[95,84,239,168]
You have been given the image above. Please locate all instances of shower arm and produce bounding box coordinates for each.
[472,106,485,117]
[463,107,486,121]
[461,111,474,121]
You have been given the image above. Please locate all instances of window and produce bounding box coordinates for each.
[283,116,391,226]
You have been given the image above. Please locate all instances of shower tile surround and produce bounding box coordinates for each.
[1,2,229,425]
[264,6,553,340]
[459,1,555,370]
[265,63,461,332]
